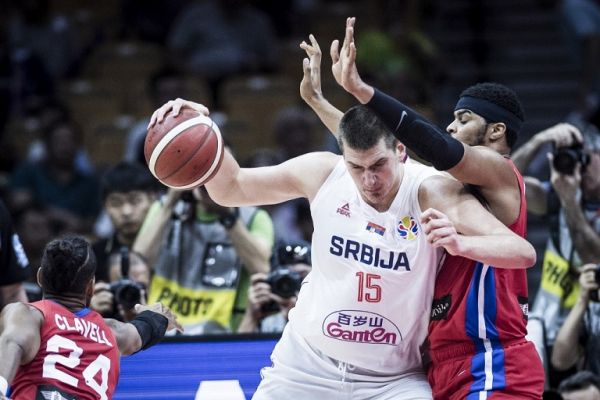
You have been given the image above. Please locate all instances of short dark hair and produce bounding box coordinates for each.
[40,235,96,294]
[100,161,158,201]
[559,371,600,393]
[338,105,396,151]
[459,82,524,149]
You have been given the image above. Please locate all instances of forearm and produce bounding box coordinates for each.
[237,309,259,333]
[563,200,600,263]
[228,223,270,274]
[0,284,28,308]
[551,297,587,369]
[511,135,546,172]
[367,88,464,170]
[305,97,344,138]
[132,205,172,268]
[0,337,23,383]
[456,234,536,269]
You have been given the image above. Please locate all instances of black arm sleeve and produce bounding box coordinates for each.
[130,310,168,351]
[367,88,465,171]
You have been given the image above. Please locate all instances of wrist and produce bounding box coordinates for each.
[353,82,374,104]
[0,375,8,397]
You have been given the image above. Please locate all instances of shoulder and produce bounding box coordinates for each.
[1,302,44,327]
[418,174,466,210]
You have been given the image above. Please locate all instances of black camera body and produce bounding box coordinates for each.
[589,264,600,302]
[266,268,303,299]
[553,141,590,175]
[110,279,145,311]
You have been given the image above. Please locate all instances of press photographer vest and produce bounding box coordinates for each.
[531,191,600,345]
[148,206,261,335]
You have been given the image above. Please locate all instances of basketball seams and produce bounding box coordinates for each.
[158,124,212,181]
[173,122,224,189]
[147,115,214,177]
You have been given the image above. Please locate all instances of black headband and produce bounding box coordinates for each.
[455,96,523,134]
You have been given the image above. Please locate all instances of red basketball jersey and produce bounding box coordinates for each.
[11,300,120,400]
[428,160,529,360]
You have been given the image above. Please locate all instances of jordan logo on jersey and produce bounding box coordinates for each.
[397,216,419,240]
[337,202,351,217]
[323,310,401,345]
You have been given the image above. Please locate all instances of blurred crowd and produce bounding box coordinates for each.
[1,0,600,396]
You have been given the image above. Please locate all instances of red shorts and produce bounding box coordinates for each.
[428,341,544,400]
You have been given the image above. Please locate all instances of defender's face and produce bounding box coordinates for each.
[446,109,488,147]
[343,138,404,212]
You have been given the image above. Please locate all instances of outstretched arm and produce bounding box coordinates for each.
[299,34,344,137]
[149,99,339,207]
[419,176,536,269]
[105,303,182,356]
[0,303,42,390]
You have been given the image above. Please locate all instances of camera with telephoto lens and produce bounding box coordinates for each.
[110,247,145,312]
[553,140,590,175]
[589,264,600,302]
[261,241,311,312]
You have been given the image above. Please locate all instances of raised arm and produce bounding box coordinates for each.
[419,175,536,269]
[331,17,524,225]
[299,34,344,137]
[0,303,42,388]
[551,264,597,370]
[149,99,340,207]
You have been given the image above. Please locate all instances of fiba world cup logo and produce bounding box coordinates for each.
[397,216,419,240]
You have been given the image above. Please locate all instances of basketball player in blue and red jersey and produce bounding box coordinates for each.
[300,17,544,399]
[150,98,535,399]
[0,235,182,400]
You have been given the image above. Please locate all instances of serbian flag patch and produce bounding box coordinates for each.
[366,221,386,236]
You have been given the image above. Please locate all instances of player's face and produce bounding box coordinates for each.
[446,109,488,146]
[343,138,404,212]
[105,191,153,238]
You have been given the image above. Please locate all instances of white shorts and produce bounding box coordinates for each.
[252,325,432,400]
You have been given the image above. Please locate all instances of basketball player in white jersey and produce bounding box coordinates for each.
[149,100,536,399]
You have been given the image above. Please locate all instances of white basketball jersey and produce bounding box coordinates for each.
[289,159,443,374]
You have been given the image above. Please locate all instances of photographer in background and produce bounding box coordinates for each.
[512,122,600,386]
[552,263,600,376]
[238,240,311,333]
[134,186,273,335]
[91,247,150,322]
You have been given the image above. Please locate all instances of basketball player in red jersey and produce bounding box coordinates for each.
[0,235,182,400]
[300,17,544,399]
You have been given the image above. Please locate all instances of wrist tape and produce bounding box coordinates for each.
[130,310,168,351]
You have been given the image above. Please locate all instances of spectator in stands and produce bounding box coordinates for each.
[133,186,273,335]
[93,162,158,283]
[238,240,311,333]
[123,68,190,165]
[166,0,278,109]
[557,0,600,117]
[558,371,600,400]
[552,263,600,375]
[0,199,30,309]
[512,121,600,385]
[9,119,100,234]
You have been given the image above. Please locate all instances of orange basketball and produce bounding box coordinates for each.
[144,109,224,189]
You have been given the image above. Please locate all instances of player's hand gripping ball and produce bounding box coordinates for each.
[144,109,224,189]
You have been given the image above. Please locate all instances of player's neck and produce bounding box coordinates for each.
[44,292,88,313]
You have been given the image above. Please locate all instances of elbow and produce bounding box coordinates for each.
[522,242,537,269]
[550,346,575,371]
